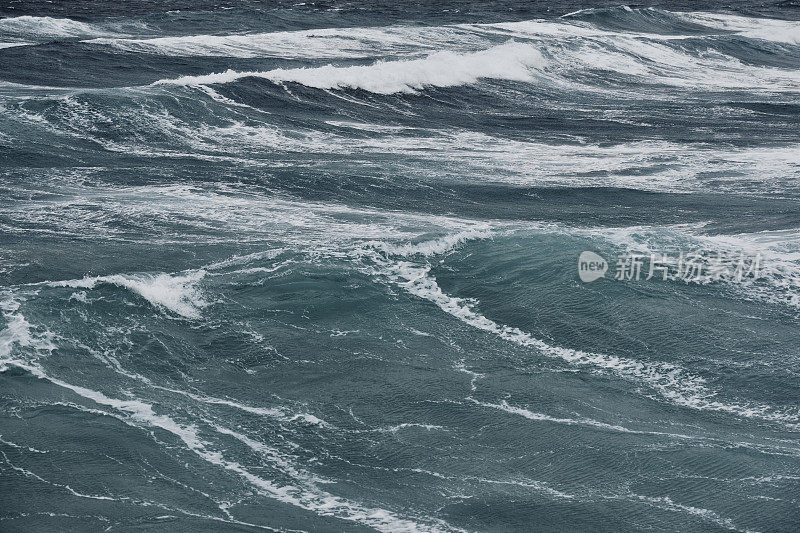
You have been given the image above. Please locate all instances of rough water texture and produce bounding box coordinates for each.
[1,1,799,531]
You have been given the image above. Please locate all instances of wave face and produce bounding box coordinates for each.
[2,2,800,533]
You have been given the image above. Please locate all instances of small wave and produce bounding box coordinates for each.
[0,41,31,49]
[628,494,742,531]
[153,41,545,94]
[49,270,207,319]
[470,399,764,445]
[562,5,633,18]
[366,228,494,257]
[0,292,55,371]
[679,11,800,45]
[473,399,640,434]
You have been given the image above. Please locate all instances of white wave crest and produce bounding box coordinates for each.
[0,292,55,371]
[50,270,208,318]
[366,228,494,257]
[0,313,36,362]
[0,41,31,49]
[0,16,111,39]
[154,41,545,94]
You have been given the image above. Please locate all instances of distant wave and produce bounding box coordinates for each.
[562,6,800,45]
[6,9,800,94]
[677,11,800,45]
[76,8,800,62]
[0,15,101,37]
[0,41,31,49]
[87,25,484,59]
[0,15,137,39]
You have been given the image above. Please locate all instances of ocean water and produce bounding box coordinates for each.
[1,1,800,531]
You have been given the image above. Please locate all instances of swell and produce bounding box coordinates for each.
[359,231,800,429]
[7,361,457,533]
[0,290,458,533]
[1,221,798,530]
[11,214,798,424]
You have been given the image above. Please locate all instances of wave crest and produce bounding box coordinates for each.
[0,15,117,39]
[50,270,208,319]
[154,41,545,94]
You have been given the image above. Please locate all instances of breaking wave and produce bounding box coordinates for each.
[154,41,545,94]
[49,270,208,319]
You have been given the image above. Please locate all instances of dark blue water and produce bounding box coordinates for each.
[1,1,800,531]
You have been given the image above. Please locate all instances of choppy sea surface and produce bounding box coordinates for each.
[1,1,800,531]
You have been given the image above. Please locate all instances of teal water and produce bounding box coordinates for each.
[1,2,800,531]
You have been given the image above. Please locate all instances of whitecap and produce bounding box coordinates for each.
[50,270,207,318]
[0,16,115,39]
[153,41,546,94]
